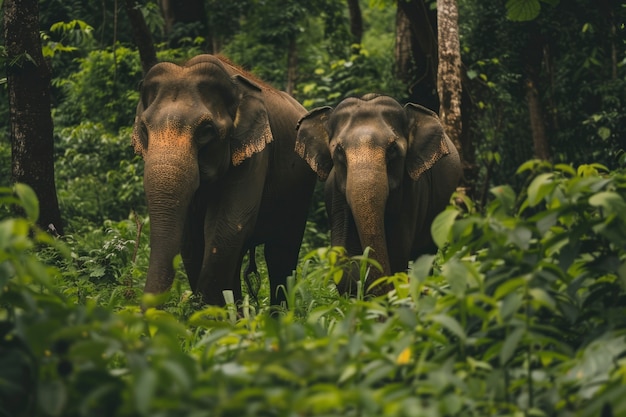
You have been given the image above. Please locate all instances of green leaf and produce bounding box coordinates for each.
[506,226,532,250]
[442,259,468,297]
[589,191,626,214]
[490,185,516,212]
[431,207,459,249]
[14,183,39,222]
[500,326,525,365]
[134,368,157,415]
[38,380,67,416]
[597,126,611,140]
[431,314,466,343]
[526,173,555,207]
[506,0,541,21]
[494,277,527,300]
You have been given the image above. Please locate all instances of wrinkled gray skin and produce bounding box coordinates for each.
[295,94,461,296]
[132,54,316,306]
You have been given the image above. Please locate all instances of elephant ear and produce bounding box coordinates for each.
[131,101,146,157]
[231,74,274,166]
[404,103,451,181]
[295,106,333,181]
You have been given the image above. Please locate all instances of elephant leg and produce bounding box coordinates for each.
[181,194,208,291]
[264,237,300,307]
[196,157,267,306]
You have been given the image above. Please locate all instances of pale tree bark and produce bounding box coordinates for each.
[4,0,64,234]
[436,0,463,156]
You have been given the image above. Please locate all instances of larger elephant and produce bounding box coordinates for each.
[132,54,316,306]
[295,94,461,295]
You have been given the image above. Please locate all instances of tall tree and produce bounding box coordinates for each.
[523,25,551,161]
[346,0,363,47]
[436,0,463,157]
[4,0,64,234]
[395,0,439,111]
[124,0,158,74]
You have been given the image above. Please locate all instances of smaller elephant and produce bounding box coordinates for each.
[295,94,462,295]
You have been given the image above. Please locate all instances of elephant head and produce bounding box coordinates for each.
[132,55,273,297]
[295,94,454,295]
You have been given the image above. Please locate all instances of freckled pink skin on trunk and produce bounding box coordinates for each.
[344,145,392,294]
[142,124,199,295]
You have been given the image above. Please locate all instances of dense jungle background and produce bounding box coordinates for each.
[1,0,625,416]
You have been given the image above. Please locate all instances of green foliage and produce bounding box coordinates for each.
[53,122,145,231]
[297,48,406,108]
[42,20,96,58]
[506,0,560,21]
[460,0,626,193]
[53,46,142,131]
[2,161,626,416]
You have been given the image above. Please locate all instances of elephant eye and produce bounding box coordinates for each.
[196,121,217,146]
[386,141,403,162]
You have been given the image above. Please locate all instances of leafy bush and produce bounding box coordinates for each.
[296,48,406,109]
[53,122,145,232]
[53,46,143,131]
[1,160,625,417]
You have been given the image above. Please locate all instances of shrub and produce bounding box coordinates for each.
[1,160,625,416]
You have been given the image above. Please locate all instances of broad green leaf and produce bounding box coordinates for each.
[431,207,460,249]
[500,292,524,320]
[490,185,516,212]
[38,380,67,416]
[134,368,157,415]
[554,163,577,177]
[506,0,541,21]
[527,173,555,207]
[442,259,468,297]
[161,359,194,391]
[528,287,555,310]
[494,277,527,300]
[431,314,466,343]
[14,183,39,222]
[506,226,532,250]
[589,191,626,214]
[500,326,525,365]
[409,254,436,283]
[597,126,611,140]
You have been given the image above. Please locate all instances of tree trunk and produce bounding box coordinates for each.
[124,0,158,74]
[395,0,439,111]
[346,0,363,48]
[286,34,297,96]
[526,79,550,160]
[524,27,550,161]
[436,0,463,157]
[4,0,64,234]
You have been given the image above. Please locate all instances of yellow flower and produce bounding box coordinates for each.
[396,347,411,365]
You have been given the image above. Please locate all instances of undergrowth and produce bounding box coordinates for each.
[1,159,625,416]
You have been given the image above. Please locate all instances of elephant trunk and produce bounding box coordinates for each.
[345,154,391,295]
[143,131,199,296]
